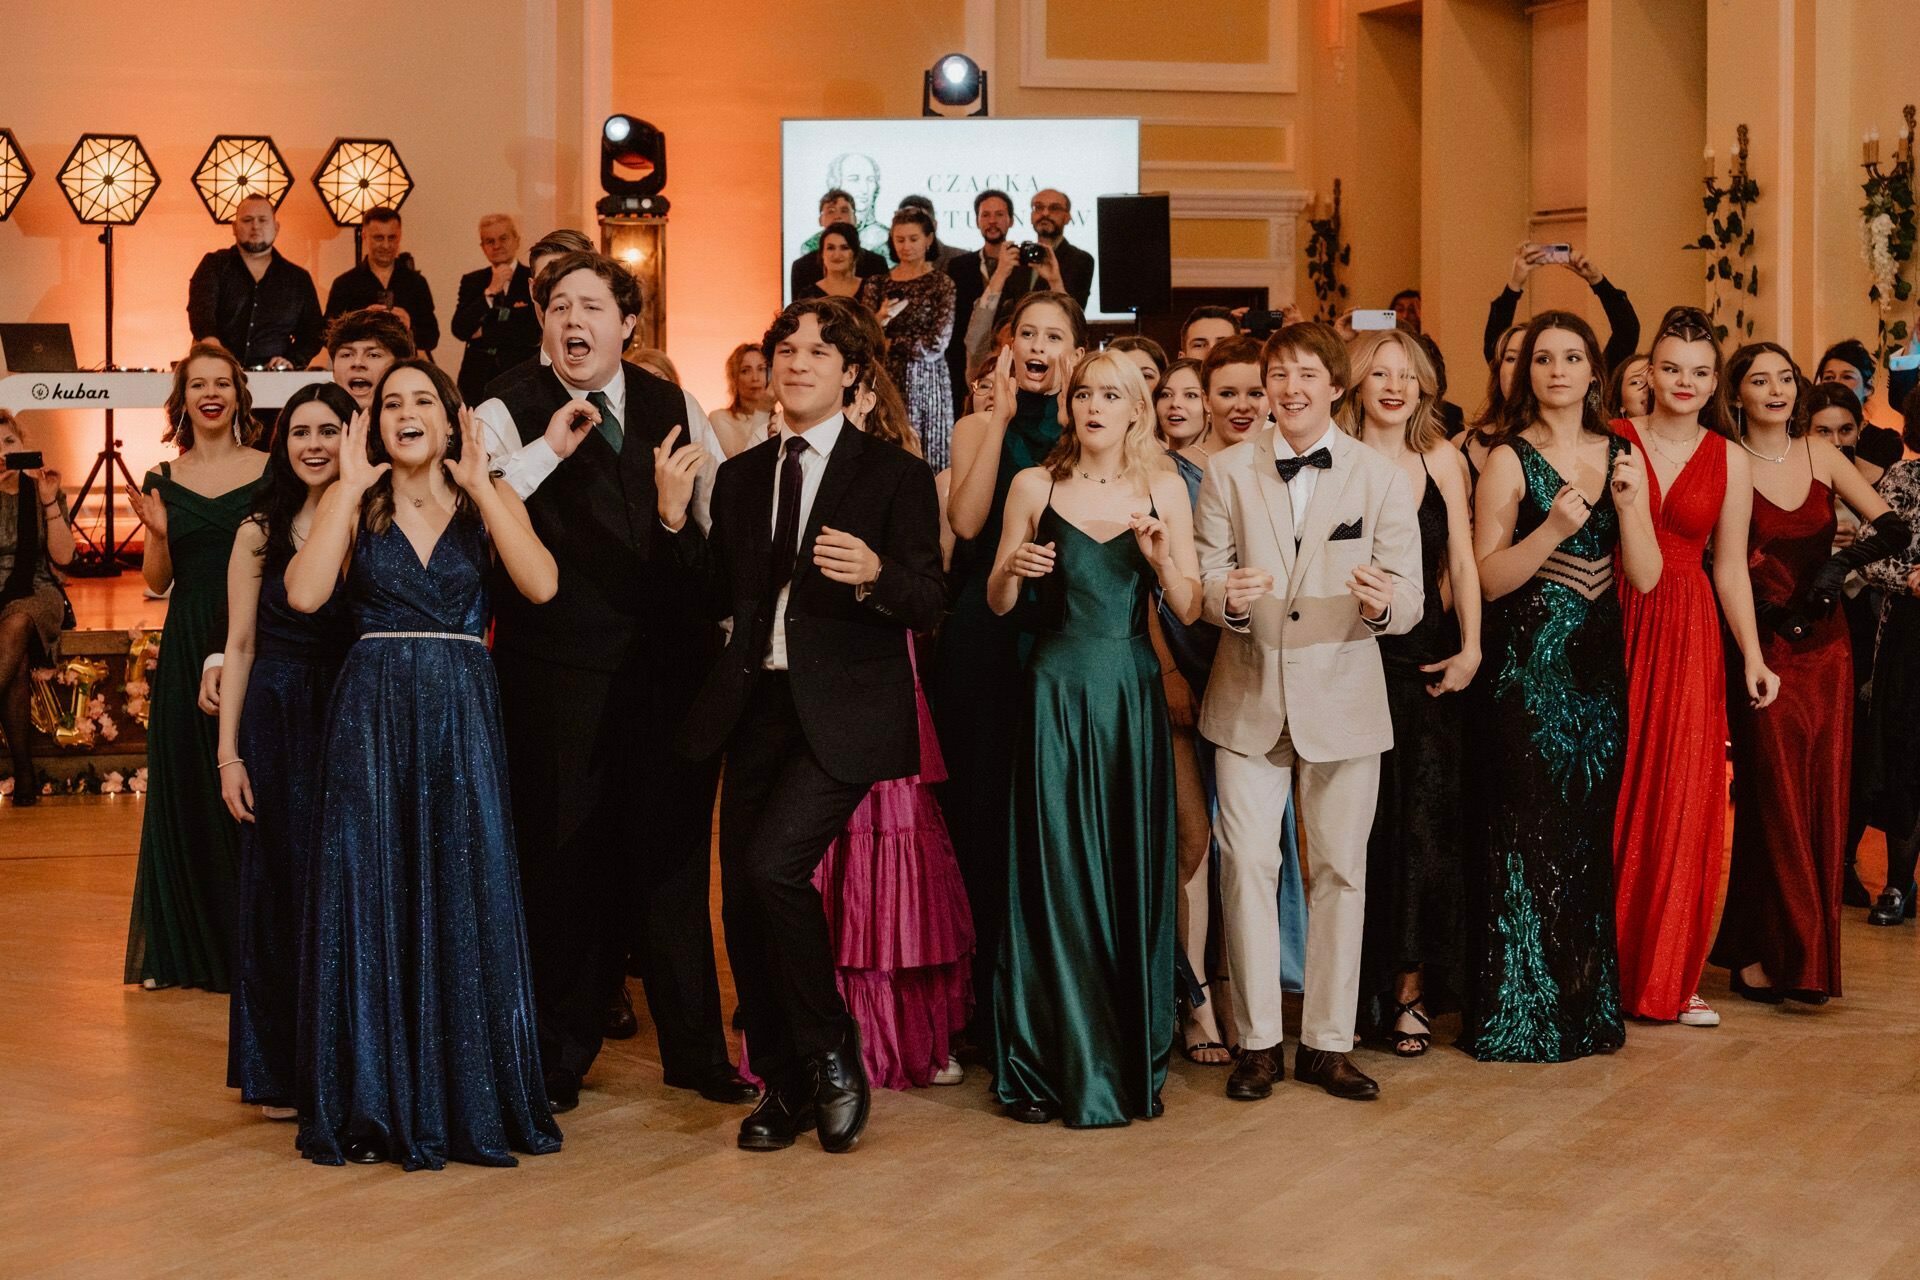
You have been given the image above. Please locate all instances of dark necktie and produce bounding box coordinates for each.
[769,436,809,592]
[1275,446,1333,482]
[586,389,622,451]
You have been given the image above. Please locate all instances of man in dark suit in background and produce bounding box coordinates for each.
[323,206,440,356]
[452,214,541,405]
[944,187,1096,408]
[655,298,945,1154]
[473,251,752,1114]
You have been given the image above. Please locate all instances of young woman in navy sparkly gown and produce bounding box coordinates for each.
[288,360,563,1169]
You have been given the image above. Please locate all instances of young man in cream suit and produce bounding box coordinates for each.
[1192,321,1423,1102]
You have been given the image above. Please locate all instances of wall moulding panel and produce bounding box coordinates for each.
[1141,119,1298,174]
[1019,0,1302,93]
[1170,188,1312,306]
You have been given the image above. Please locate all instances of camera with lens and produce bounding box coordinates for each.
[1018,242,1047,267]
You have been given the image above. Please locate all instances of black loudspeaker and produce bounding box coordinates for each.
[1096,193,1171,315]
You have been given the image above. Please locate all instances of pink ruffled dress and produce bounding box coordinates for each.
[812,635,975,1089]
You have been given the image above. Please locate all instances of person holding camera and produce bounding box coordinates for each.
[1484,242,1639,374]
[452,214,541,405]
[0,411,74,804]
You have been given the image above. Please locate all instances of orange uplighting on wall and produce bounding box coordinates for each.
[0,128,32,221]
[57,134,160,225]
[191,135,291,222]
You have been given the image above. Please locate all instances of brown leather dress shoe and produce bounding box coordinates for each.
[1294,1047,1379,1101]
[1225,1046,1283,1101]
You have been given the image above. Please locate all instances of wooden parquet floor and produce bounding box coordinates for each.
[3,797,1918,1279]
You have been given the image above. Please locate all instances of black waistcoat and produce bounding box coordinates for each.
[490,362,710,676]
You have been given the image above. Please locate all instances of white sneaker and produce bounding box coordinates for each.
[1678,994,1720,1027]
[932,1055,964,1086]
[261,1105,298,1121]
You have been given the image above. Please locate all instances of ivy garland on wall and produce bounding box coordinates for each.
[1686,124,1760,343]
[1304,178,1349,323]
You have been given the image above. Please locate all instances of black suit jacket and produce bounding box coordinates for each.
[671,426,945,784]
[325,256,440,352]
[452,263,541,403]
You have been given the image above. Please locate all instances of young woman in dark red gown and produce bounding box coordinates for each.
[1709,343,1906,1002]
[1611,308,1779,1028]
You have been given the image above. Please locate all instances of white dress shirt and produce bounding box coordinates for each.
[1274,422,1339,535]
[472,364,725,533]
[763,413,846,671]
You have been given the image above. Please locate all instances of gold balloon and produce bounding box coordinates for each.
[28,659,111,747]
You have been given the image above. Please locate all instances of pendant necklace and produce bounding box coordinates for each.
[1078,469,1109,485]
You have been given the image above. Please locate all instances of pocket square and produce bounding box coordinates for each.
[1329,517,1364,542]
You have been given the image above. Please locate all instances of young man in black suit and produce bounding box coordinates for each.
[473,251,751,1115]
[655,299,945,1153]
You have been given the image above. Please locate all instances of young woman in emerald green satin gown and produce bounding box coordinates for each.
[125,345,268,992]
[985,351,1202,1127]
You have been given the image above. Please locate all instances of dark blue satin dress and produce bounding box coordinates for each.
[229,549,350,1107]
[297,516,562,1169]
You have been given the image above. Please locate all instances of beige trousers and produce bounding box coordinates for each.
[1214,731,1378,1054]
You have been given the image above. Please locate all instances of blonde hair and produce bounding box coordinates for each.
[1045,350,1160,489]
[628,347,680,384]
[1337,328,1444,453]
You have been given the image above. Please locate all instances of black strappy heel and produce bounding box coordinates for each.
[1390,999,1432,1058]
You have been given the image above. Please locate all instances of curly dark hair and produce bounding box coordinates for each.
[761,298,879,408]
[325,308,415,360]
[252,381,359,564]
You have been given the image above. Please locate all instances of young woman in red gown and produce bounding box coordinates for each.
[1710,345,1906,1002]
[1611,308,1779,1027]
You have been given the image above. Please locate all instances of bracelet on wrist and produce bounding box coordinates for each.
[217,758,245,770]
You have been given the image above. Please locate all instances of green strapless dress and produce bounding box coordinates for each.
[124,465,261,991]
[991,501,1176,1127]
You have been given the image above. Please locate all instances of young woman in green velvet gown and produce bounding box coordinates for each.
[125,345,268,992]
[985,351,1201,1127]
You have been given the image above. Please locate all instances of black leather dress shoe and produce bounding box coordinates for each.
[1225,1046,1283,1101]
[810,1029,871,1154]
[604,984,639,1041]
[665,1063,761,1105]
[1004,1099,1057,1125]
[544,1069,582,1114]
[737,1087,815,1152]
[1868,887,1910,926]
[343,1137,386,1165]
[1294,1047,1379,1101]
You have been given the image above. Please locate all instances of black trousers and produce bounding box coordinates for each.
[719,672,869,1093]
[496,649,728,1083]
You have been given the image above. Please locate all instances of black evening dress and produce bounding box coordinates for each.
[1359,462,1465,1032]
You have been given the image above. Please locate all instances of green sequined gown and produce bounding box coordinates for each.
[991,499,1175,1127]
[1465,438,1627,1062]
[124,466,260,992]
